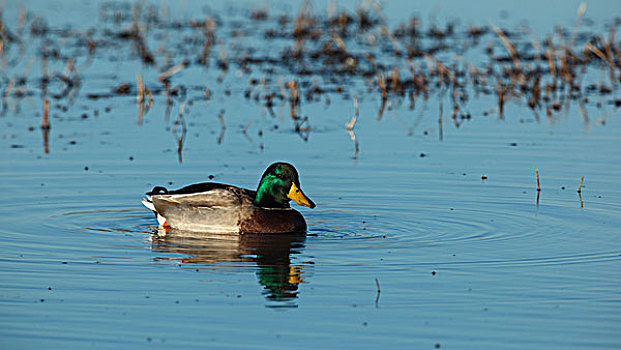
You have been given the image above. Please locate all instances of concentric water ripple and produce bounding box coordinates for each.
[306,189,621,270]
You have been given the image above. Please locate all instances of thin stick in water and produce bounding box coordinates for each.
[41,98,50,129]
[374,278,381,306]
[577,176,584,193]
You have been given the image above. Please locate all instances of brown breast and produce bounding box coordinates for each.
[239,207,307,234]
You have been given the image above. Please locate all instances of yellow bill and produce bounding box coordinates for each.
[287,182,316,208]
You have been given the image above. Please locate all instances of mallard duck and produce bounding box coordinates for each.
[141,162,315,233]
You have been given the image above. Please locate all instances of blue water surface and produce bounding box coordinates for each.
[1,0,620,349]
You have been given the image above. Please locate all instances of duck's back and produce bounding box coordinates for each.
[149,182,254,232]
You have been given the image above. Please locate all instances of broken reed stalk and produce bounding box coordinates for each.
[145,88,154,108]
[377,73,387,100]
[136,73,145,103]
[287,80,300,119]
[438,99,443,141]
[218,109,226,129]
[536,169,541,191]
[391,68,400,92]
[585,42,615,68]
[63,58,75,77]
[217,109,226,144]
[41,98,50,129]
[174,102,187,163]
[610,28,621,62]
[158,61,187,82]
[345,93,358,131]
[242,119,253,134]
[374,277,381,306]
[4,77,16,97]
[569,2,587,48]
[547,47,557,81]
[526,28,542,67]
[577,176,584,193]
[491,24,520,71]
[199,18,215,64]
[41,49,49,77]
[497,82,505,117]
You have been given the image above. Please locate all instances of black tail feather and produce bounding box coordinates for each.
[146,186,169,195]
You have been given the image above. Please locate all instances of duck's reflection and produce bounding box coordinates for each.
[150,228,309,308]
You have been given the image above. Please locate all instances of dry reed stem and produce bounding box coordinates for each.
[497,82,505,117]
[41,50,49,77]
[377,73,387,100]
[438,99,443,141]
[559,48,570,82]
[491,24,520,71]
[345,93,359,131]
[529,33,542,67]
[159,61,187,82]
[287,80,300,119]
[145,88,154,108]
[604,39,615,66]
[242,119,254,134]
[391,68,400,92]
[380,26,401,56]
[217,109,226,144]
[547,47,557,80]
[41,98,50,129]
[173,103,187,162]
[424,54,454,85]
[610,28,621,62]
[536,169,541,191]
[136,74,144,103]
[4,77,15,97]
[218,109,226,129]
[63,58,74,77]
[577,176,584,193]
[468,64,478,86]
[585,43,614,68]
[569,2,587,48]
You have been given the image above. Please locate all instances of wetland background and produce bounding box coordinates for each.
[1,0,620,348]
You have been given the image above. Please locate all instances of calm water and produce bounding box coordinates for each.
[1,1,620,349]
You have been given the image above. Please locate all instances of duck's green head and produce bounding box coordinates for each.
[254,162,316,209]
